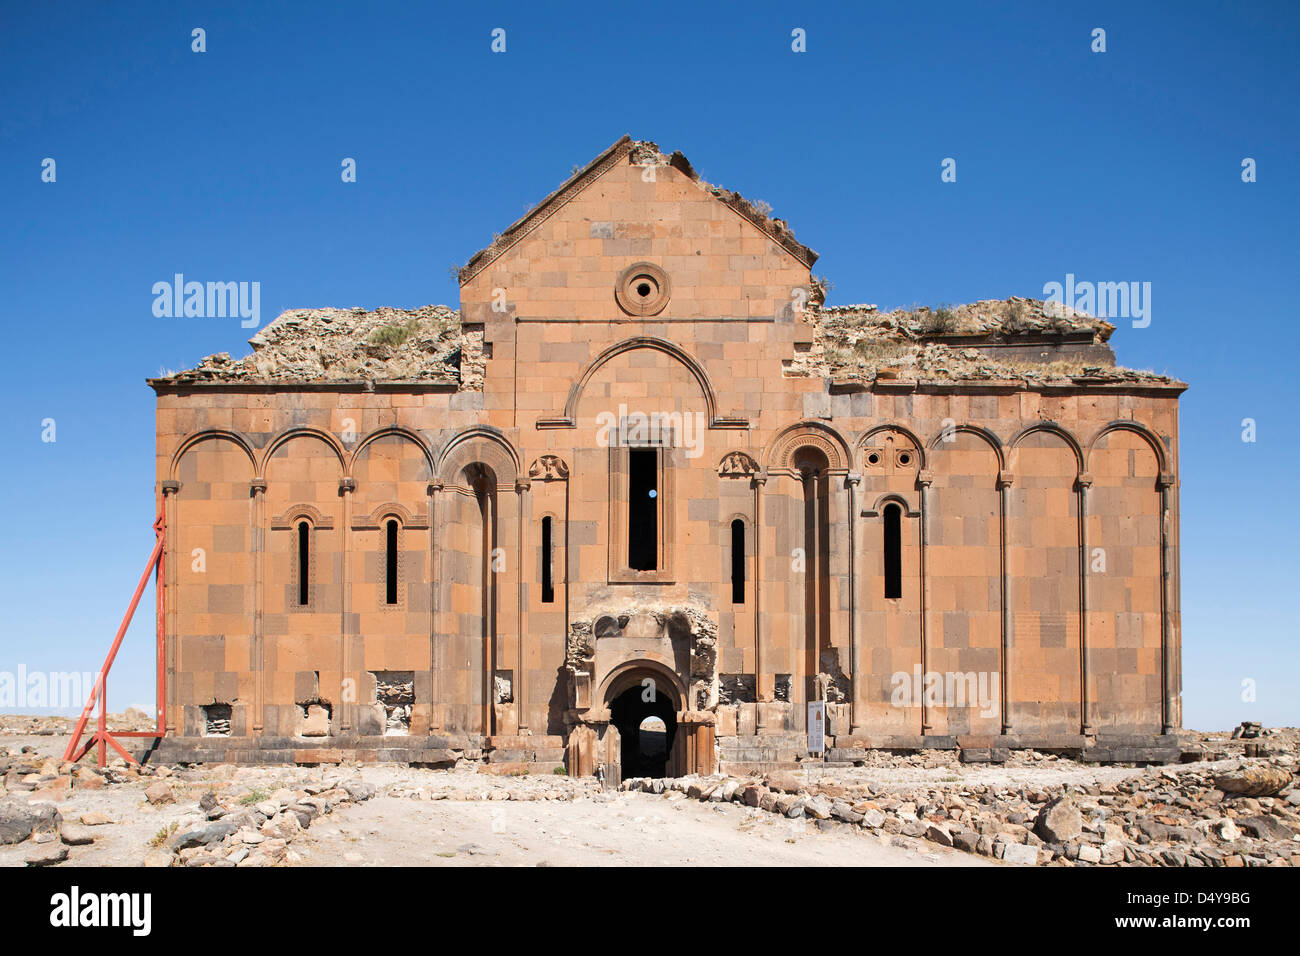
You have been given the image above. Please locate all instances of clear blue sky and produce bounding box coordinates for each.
[1,2,1295,730]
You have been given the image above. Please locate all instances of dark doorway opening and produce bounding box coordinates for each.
[609,680,677,778]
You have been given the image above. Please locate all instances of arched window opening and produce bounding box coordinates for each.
[385,519,399,605]
[730,518,745,604]
[541,515,555,604]
[883,503,902,599]
[297,520,310,606]
[628,447,658,571]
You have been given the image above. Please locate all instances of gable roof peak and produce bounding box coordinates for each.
[459,135,817,284]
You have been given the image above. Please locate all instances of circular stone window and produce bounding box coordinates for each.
[615,262,671,316]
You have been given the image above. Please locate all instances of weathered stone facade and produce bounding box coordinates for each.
[149,136,1185,777]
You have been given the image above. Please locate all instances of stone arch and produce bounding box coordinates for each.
[864,492,920,517]
[1008,422,1084,476]
[258,427,347,476]
[598,658,687,713]
[1084,422,1166,733]
[269,503,334,530]
[436,427,520,488]
[168,429,256,481]
[857,423,928,473]
[352,501,428,530]
[925,423,1005,470]
[1085,420,1169,478]
[349,425,435,479]
[764,420,851,474]
[561,336,730,426]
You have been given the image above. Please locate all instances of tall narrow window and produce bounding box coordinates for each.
[883,503,902,599]
[628,448,658,571]
[385,519,399,605]
[541,515,555,603]
[730,519,745,604]
[297,521,310,606]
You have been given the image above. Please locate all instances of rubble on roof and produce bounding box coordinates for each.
[788,297,1183,387]
[151,296,1179,390]
[152,305,484,389]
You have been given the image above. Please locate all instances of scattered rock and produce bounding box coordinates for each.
[1215,765,1292,798]
[59,822,95,846]
[25,843,69,866]
[1035,796,1082,843]
[145,782,175,805]
[0,801,61,845]
[170,821,238,852]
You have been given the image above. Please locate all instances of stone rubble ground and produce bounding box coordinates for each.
[0,720,1294,867]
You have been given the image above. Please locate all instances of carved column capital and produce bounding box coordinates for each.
[160,479,181,496]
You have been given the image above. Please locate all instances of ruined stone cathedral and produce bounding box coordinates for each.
[150,136,1185,777]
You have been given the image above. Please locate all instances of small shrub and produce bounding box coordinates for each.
[367,319,420,349]
[552,766,567,775]
[238,789,267,806]
[922,305,956,335]
[854,339,911,366]
[148,821,178,848]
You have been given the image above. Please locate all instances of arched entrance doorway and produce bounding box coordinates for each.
[602,663,684,780]
[609,684,678,778]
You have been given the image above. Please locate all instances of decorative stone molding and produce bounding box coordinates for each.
[351,502,429,531]
[249,478,267,495]
[566,604,718,713]
[862,494,921,519]
[271,504,335,531]
[717,451,759,477]
[338,477,356,494]
[160,479,181,496]
[614,261,671,317]
[527,455,569,481]
[996,470,1016,489]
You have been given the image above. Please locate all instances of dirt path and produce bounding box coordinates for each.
[289,791,990,867]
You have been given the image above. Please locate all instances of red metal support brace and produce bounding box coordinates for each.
[63,513,167,767]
